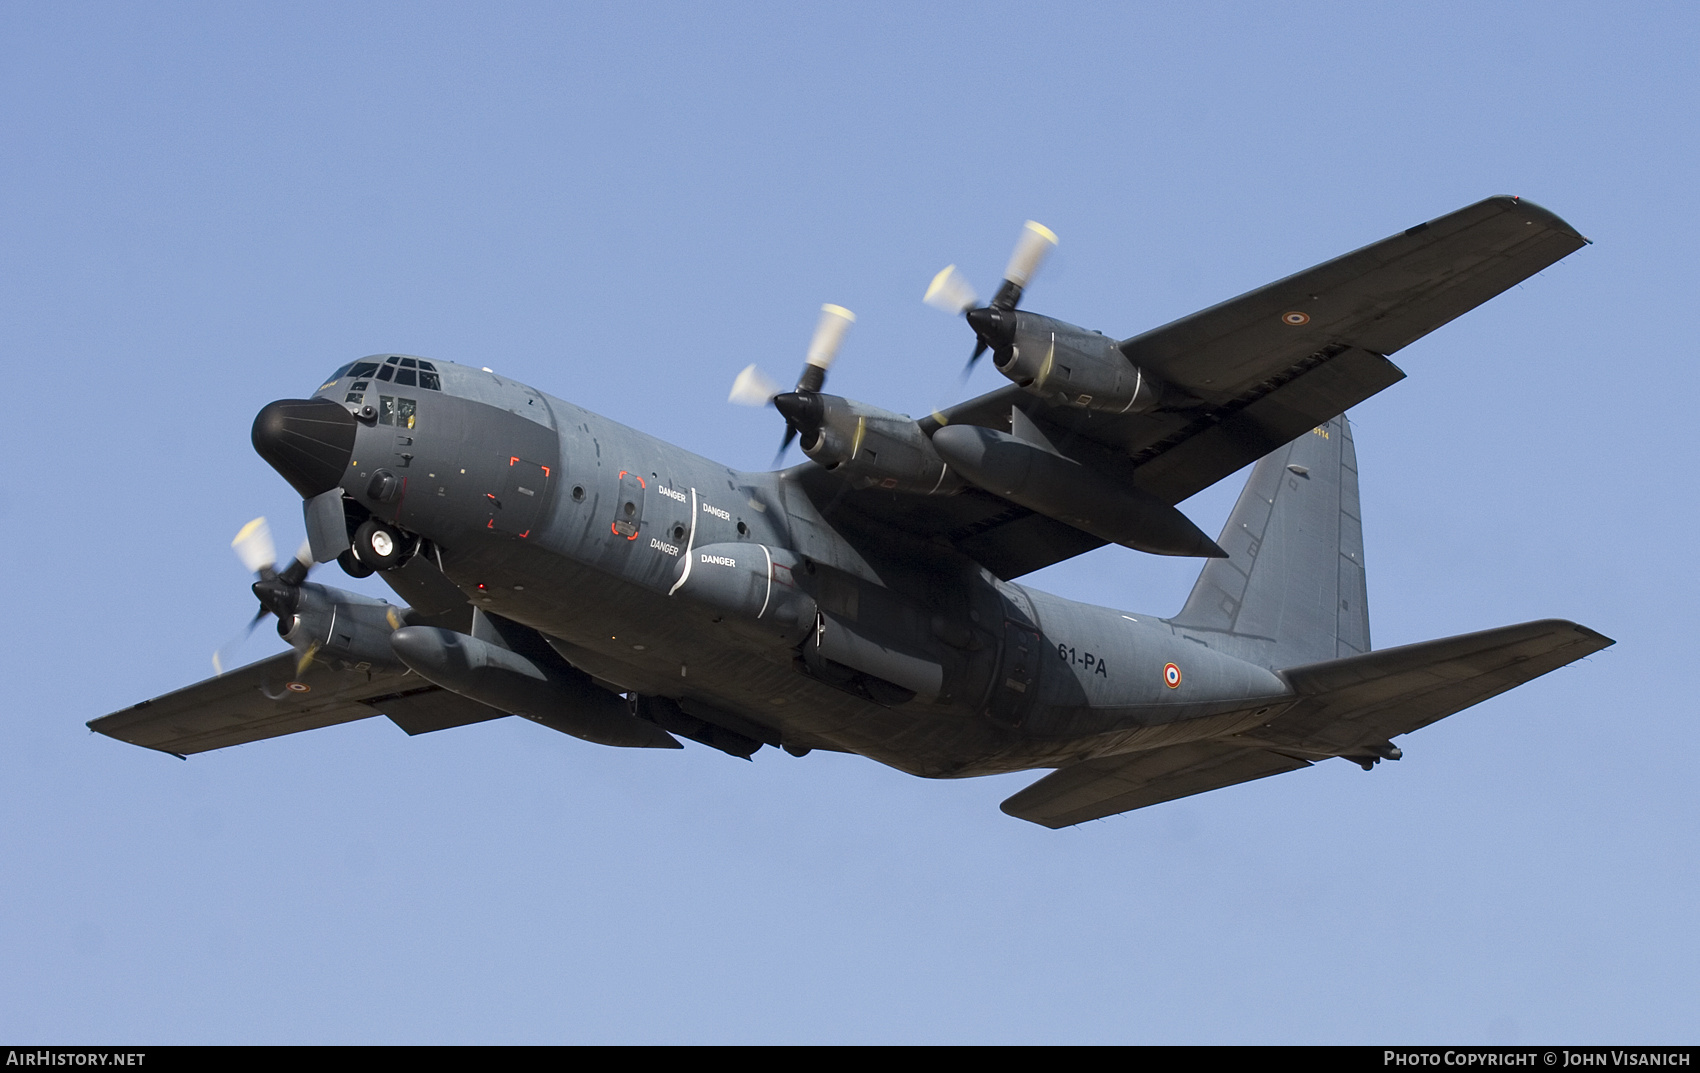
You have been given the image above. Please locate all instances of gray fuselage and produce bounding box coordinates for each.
[320,356,1292,778]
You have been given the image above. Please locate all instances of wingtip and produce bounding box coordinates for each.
[1492,194,1586,242]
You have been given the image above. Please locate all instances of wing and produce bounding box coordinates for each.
[1000,741,1313,828]
[89,652,507,756]
[825,196,1586,578]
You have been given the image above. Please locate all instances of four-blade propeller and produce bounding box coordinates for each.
[924,220,1057,372]
[729,303,855,462]
[214,517,315,674]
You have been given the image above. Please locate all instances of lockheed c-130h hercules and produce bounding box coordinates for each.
[92,196,1612,827]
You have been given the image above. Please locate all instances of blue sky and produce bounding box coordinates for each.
[2,2,1695,1042]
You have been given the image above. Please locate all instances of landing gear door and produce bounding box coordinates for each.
[986,621,1042,729]
[611,470,646,541]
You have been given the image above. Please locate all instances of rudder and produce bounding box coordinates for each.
[1169,413,1369,667]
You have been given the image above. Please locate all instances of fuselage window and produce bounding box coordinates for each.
[378,396,396,425]
[396,397,417,429]
[345,391,364,404]
[419,371,442,390]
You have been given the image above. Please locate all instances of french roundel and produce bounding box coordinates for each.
[1281,311,1310,326]
[1163,662,1181,688]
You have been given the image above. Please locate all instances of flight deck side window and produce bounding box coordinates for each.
[396,397,417,429]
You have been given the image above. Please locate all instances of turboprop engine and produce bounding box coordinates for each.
[978,311,1167,414]
[275,582,411,671]
[775,394,963,495]
[923,220,1177,414]
[222,515,408,674]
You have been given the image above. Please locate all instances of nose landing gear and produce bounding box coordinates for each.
[347,519,409,574]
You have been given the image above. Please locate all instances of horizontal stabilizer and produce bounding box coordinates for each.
[1001,618,1613,827]
[1000,741,1312,828]
[1247,618,1614,757]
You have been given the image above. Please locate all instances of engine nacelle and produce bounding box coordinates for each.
[277,582,409,670]
[982,310,1164,414]
[796,395,963,495]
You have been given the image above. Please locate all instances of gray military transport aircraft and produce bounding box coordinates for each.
[92,196,1612,827]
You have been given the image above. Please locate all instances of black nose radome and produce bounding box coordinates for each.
[252,398,358,498]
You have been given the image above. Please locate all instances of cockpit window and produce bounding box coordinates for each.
[366,355,442,389]
[337,356,442,392]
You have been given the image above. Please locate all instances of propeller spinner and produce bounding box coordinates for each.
[924,220,1057,371]
[729,303,855,462]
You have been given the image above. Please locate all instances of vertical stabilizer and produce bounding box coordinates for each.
[1169,414,1369,667]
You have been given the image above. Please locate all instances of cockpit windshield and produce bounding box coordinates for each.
[325,355,443,392]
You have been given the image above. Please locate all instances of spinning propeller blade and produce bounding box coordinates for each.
[1003,220,1058,291]
[729,364,782,407]
[923,265,979,315]
[801,303,856,385]
[231,517,277,576]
